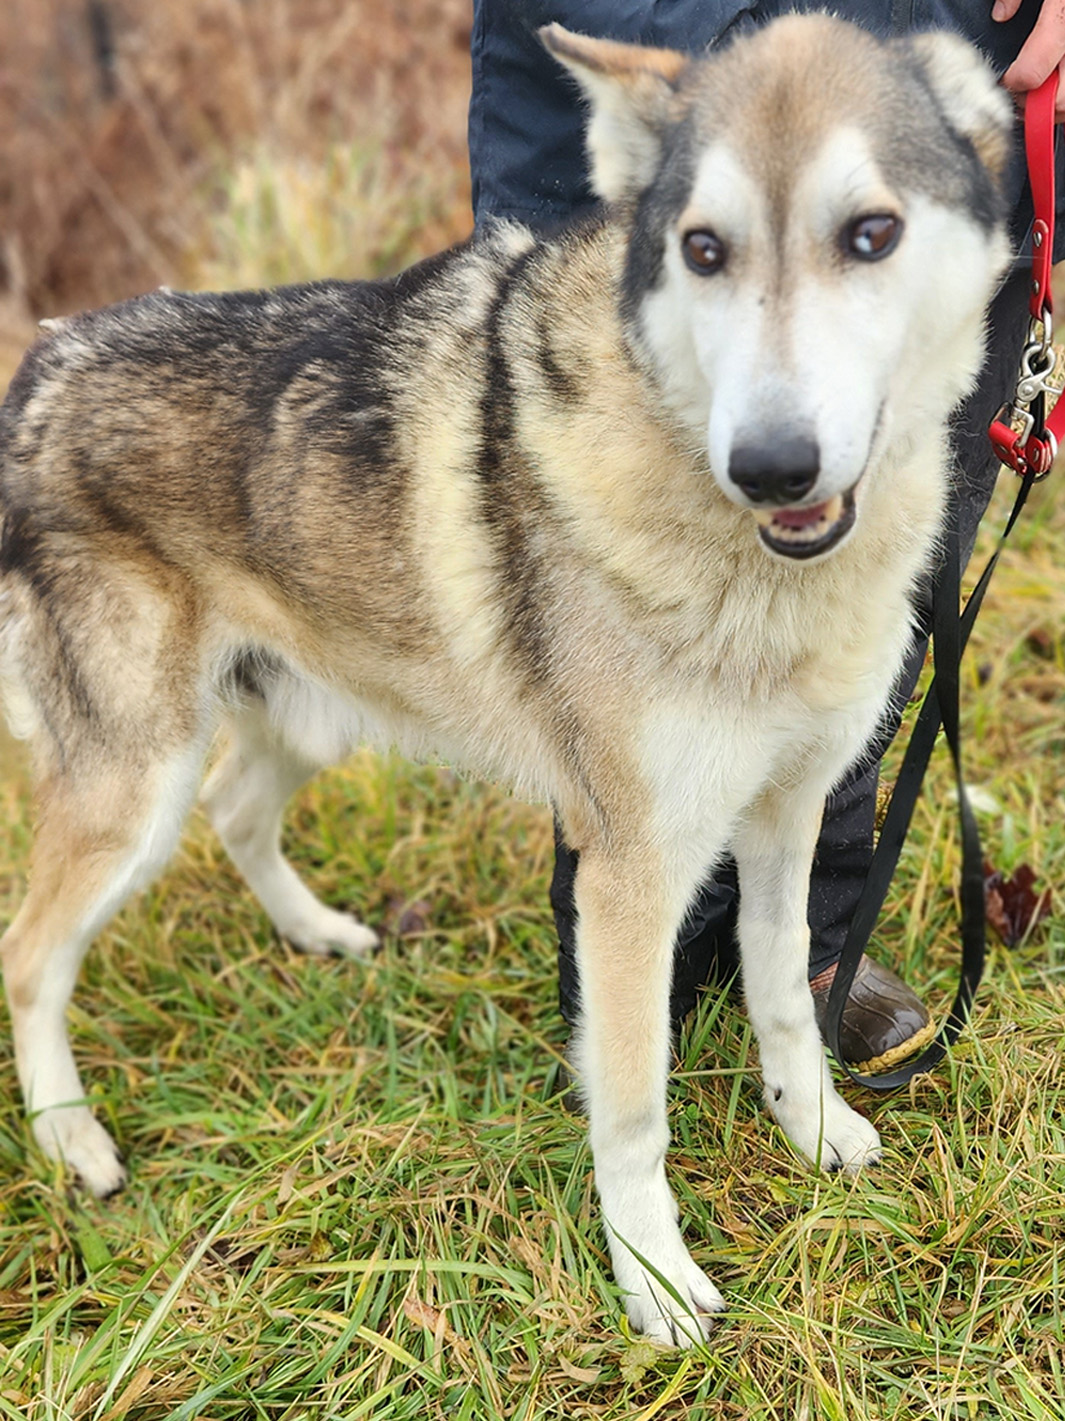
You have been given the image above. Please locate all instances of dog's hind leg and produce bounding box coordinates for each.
[0,741,207,1195]
[202,703,378,959]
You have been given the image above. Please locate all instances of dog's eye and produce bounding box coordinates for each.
[843,214,902,261]
[682,230,727,275]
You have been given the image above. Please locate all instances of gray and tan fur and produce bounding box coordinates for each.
[0,16,1012,1345]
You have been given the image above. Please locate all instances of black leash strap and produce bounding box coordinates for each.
[824,470,1036,1089]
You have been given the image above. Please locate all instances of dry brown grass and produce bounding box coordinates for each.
[0,0,472,342]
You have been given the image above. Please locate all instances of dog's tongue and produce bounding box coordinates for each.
[771,500,833,530]
[751,491,855,559]
[753,494,845,532]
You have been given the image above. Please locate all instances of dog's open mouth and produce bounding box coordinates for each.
[752,488,857,560]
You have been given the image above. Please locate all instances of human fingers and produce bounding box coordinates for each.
[1001,0,1065,94]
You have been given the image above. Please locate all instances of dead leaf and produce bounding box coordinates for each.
[984,861,1052,946]
[403,1294,468,1350]
[277,1163,297,1206]
[404,1295,443,1330]
[382,895,433,937]
[1024,627,1057,659]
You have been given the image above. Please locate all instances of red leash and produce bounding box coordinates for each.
[989,71,1061,476]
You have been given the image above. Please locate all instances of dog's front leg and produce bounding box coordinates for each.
[732,789,881,1173]
[571,845,724,1346]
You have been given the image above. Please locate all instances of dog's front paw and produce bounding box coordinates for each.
[284,907,379,960]
[600,1166,725,1348]
[33,1107,127,1197]
[770,1082,881,1175]
[615,1240,725,1347]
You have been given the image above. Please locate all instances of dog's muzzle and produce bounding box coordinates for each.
[726,433,858,559]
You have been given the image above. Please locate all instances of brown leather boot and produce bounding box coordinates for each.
[809,955,935,1074]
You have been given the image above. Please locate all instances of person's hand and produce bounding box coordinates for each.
[996,0,1065,119]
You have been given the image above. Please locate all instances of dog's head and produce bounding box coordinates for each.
[542,14,1013,561]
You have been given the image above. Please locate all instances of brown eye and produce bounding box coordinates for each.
[682,230,727,274]
[843,214,902,261]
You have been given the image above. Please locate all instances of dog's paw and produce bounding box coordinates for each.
[284,907,379,960]
[598,1152,724,1347]
[615,1239,725,1348]
[772,1086,881,1174]
[34,1107,127,1198]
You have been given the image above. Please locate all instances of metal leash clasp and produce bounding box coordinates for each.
[989,308,1061,478]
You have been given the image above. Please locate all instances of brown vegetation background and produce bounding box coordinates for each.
[0,0,473,377]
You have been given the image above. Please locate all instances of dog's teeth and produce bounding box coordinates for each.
[753,490,856,557]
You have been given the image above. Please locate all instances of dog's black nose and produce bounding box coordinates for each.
[728,436,820,505]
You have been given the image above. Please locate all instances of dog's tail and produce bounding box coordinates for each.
[0,381,15,725]
[0,572,41,749]
[0,511,40,745]
[0,337,48,748]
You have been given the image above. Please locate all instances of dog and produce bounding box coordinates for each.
[0,14,1012,1345]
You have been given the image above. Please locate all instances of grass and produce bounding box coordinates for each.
[188,140,457,293]
[0,483,1061,1419]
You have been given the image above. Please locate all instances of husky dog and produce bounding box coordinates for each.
[0,15,1011,1344]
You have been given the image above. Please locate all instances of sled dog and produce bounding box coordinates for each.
[0,16,1012,1344]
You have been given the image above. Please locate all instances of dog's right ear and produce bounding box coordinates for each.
[539,24,689,204]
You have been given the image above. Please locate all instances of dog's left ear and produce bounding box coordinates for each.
[539,24,690,203]
[907,32,1014,180]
